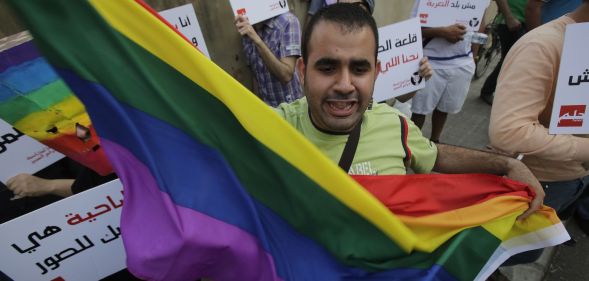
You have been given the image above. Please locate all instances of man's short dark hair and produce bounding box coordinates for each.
[302,3,379,64]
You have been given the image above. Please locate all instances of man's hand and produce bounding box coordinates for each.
[234,15,262,44]
[6,174,53,197]
[504,158,545,220]
[418,57,433,81]
[442,24,467,43]
[6,174,74,198]
[434,143,545,220]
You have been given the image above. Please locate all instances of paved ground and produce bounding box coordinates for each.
[398,60,589,281]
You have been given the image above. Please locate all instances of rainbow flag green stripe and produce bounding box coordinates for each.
[7,0,570,280]
[0,80,72,124]
[10,0,415,271]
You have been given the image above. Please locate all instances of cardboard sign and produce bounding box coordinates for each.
[549,23,589,134]
[159,3,211,58]
[229,0,289,25]
[0,180,126,281]
[0,118,64,183]
[416,0,490,31]
[374,17,425,102]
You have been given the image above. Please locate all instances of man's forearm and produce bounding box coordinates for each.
[496,0,515,20]
[525,1,543,30]
[433,143,516,175]
[421,27,447,39]
[252,39,295,83]
[433,143,545,220]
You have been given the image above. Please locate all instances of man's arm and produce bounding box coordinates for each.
[433,143,544,220]
[489,36,589,163]
[6,174,74,198]
[235,15,297,83]
[421,24,467,43]
[526,0,545,30]
[496,0,522,31]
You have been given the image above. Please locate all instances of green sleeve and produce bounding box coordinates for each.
[406,119,438,174]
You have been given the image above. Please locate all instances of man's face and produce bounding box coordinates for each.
[298,21,378,133]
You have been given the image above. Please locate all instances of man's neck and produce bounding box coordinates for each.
[570,4,589,23]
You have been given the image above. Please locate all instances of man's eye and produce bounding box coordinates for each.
[353,66,369,74]
[317,66,335,73]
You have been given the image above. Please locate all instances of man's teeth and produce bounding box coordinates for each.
[330,102,352,110]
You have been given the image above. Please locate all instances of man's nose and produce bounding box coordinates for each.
[333,70,355,94]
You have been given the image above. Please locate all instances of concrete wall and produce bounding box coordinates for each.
[0,0,497,90]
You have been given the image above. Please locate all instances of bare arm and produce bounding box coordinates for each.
[235,15,296,83]
[496,0,522,31]
[434,143,545,220]
[421,24,467,43]
[525,0,544,30]
[6,174,74,198]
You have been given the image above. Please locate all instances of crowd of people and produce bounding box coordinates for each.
[2,0,588,279]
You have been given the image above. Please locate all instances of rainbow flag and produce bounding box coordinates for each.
[0,34,112,175]
[8,1,569,280]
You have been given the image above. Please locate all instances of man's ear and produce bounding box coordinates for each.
[375,59,381,80]
[296,57,306,86]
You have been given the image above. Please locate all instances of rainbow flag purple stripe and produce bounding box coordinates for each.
[8,1,569,280]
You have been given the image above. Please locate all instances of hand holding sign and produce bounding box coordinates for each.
[441,23,467,43]
[234,15,262,44]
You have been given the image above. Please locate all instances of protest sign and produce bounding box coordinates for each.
[0,180,125,281]
[374,17,425,102]
[159,3,211,58]
[416,0,490,31]
[229,0,289,25]
[549,23,589,134]
[0,118,63,183]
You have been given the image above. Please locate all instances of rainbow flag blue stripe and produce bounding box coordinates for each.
[7,1,569,280]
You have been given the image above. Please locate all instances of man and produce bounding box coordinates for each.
[479,0,528,105]
[306,0,374,26]
[490,1,589,235]
[410,1,489,143]
[526,0,582,30]
[275,3,544,219]
[235,11,302,107]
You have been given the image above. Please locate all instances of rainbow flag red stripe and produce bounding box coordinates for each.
[8,1,569,280]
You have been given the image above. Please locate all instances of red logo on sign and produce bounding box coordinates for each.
[558,105,586,127]
[237,8,247,16]
[419,13,429,24]
[51,277,65,281]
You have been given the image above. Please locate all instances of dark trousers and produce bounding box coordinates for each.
[480,24,526,97]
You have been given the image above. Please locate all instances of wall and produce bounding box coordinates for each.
[0,0,497,90]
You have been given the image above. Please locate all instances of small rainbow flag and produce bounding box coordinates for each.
[8,1,569,280]
[0,34,112,175]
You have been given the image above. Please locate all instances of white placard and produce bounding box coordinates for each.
[159,3,211,58]
[0,118,64,183]
[229,0,289,25]
[374,18,425,102]
[0,180,126,281]
[417,0,489,31]
[549,23,589,134]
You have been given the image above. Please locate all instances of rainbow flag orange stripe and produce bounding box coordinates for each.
[7,1,569,280]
